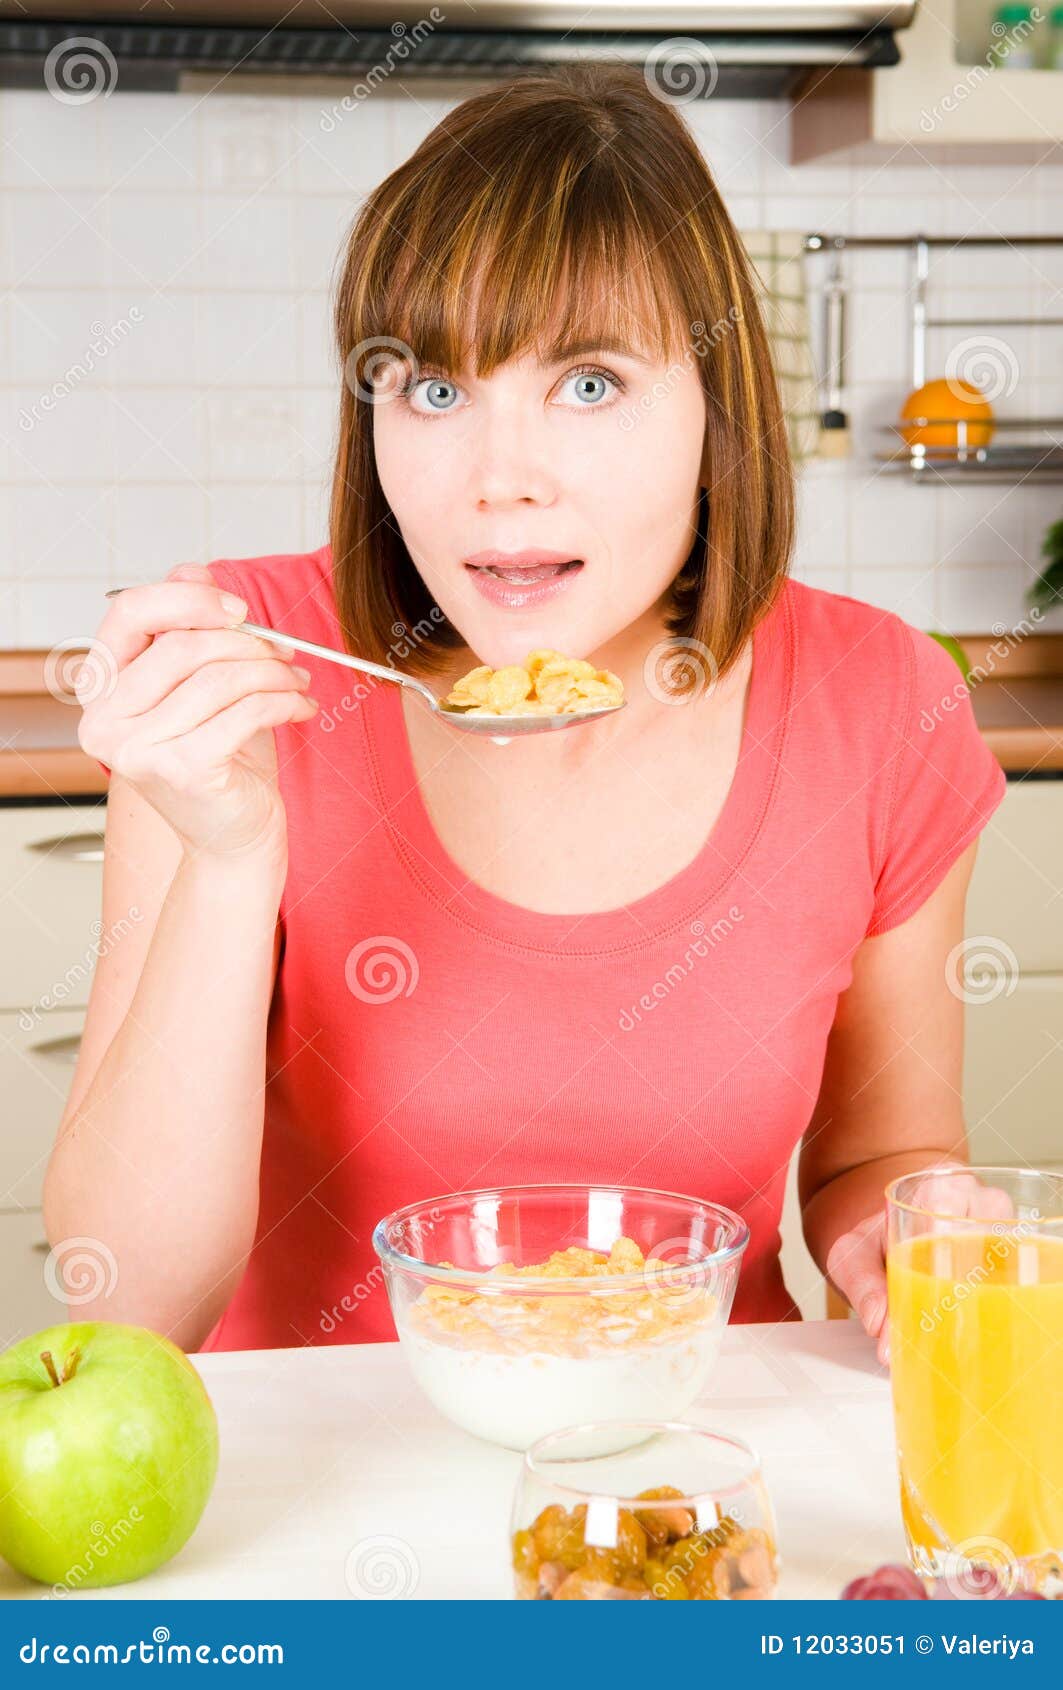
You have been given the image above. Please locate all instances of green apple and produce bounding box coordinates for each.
[0,1322,218,1589]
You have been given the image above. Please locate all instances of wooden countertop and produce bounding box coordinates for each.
[0,653,108,798]
[2,632,1062,799]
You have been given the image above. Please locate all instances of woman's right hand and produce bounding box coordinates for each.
[77,562,319,860]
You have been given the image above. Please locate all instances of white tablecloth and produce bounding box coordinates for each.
[1,1318,903,1600]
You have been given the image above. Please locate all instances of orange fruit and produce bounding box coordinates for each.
[899,378,994,449]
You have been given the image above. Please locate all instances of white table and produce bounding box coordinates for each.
[1,1320,905,1601]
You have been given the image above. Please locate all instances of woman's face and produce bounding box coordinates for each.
[372,325,708,670]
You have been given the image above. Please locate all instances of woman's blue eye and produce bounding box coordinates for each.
[557,368,621,408]
[407,377,461,414]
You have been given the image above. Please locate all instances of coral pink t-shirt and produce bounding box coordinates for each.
[193,546,1004,1352]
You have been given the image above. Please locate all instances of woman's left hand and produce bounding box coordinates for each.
[825,1168,1016,1368]
[826,1209,891,1365]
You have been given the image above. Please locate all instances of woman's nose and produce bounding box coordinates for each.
[470,424,556,510]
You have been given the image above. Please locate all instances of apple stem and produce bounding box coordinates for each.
[62,1347,82,1383]
[40,1350,61,1389]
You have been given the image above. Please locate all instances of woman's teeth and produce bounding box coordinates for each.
[482,561,580,584]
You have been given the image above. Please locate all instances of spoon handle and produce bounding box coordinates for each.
[103,588,438,708]
[240,622,405,689]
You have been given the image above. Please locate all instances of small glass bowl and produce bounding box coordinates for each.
[372,1183,748,1451]
[512,1421,779,1599]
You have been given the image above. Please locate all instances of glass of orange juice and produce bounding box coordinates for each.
[886,1164,1063,1597]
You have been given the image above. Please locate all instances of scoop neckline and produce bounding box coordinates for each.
[361,583,796,958]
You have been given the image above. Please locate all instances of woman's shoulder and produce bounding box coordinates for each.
[780,576,965,730]
[204,542,338,640]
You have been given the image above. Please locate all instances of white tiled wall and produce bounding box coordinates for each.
[1,80,1061,649]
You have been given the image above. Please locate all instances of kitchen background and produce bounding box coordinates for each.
[0,74,1061,644]
[1,4,1062,1341]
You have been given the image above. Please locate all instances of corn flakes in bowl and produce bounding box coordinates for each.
[372,1185,748,1451]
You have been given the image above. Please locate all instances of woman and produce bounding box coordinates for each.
[46,65,1004,1358]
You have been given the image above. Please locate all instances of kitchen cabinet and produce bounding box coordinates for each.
[0,1208,65,1347]
[0,801,103,1344]
[0,1007,85,1212]
[0,803,106,1011]
[793,0,1063,159]
[963,781,1063,1170]
[780,778,1063,1316]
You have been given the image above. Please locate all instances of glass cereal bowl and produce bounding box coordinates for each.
[513,1421,779,1599]
[371,1184,749,1451]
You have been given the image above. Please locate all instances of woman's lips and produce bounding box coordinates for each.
[465,557,584,610]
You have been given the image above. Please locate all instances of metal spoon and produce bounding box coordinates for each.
[104,589,624,737]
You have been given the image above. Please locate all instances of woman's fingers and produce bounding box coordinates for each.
[826,1208,888,1337]
[155,690,319,789]
[104,629,296,720]
[98,578,250,669]
[906,1168,1015,1223]
[132,657,311,744]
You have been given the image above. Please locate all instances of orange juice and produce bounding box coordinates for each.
[888,1230,1063,1570]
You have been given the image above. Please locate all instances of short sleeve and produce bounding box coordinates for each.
[867,627,1006,936]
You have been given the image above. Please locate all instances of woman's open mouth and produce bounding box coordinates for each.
[464,552,584,611]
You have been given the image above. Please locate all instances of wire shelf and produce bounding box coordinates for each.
[804,234,1063,484]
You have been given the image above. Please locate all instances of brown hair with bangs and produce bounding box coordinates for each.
[329,63,794,680]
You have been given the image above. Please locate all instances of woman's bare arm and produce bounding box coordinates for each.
[798,842,978,1339]
[42,563,315,1351]
[42,777,285,1350]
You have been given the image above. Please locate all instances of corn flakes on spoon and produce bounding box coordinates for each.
[104,591,625,737]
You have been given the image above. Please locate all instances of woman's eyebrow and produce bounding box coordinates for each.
[542,336,653,366]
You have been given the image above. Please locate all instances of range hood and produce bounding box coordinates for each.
[1,1,916,99]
